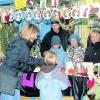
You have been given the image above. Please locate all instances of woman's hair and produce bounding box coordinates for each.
[20,24,39,41]
[44,51,57,65]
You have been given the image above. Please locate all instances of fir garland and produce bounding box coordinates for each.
[0,22,18,55]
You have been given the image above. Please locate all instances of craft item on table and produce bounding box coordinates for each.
[34,67,40,72]
[82,62,89,69]
[65,61,75,75]
[81,68,87,76]
[75,61,81,73]
[66,61,74,69]
[60,67,66,73]
[87,78,95,89]
[68,69,76,75]
[87,62,94,78]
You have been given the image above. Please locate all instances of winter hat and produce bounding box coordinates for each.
[51,36,61,45]
[51,20,60,25]
[91,28,100,34]
[68,34,81,42]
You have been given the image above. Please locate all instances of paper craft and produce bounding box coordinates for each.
[34,67,40,72]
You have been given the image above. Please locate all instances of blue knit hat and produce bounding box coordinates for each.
[68,34,81,41]
[51,36,61,45]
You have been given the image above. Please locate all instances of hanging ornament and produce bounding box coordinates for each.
[14,10,22,22]
[52,8,61,19]
[62,8,71,19]
[42,8,52,20]
[72,7,80,19]
[25,10,32,21]
[33,9,42,24]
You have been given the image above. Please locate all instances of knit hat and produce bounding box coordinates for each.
[51,36,61,45]
[91,28,100,34]
[68,34,81,41]
[51,20,60,25]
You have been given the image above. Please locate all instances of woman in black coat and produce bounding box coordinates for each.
[84,29,100,63]
[0,24,43,99]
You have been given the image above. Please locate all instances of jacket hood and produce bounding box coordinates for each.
[40,64,56,73]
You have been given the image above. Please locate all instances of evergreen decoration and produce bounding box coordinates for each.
[0,22,19,54]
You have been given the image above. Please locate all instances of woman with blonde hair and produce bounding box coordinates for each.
[0,24,43,100]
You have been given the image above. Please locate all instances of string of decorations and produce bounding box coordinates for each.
[0,3,99,24]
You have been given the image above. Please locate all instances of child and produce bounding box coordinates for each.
[66,33,85,63]
[35,51,70,100]
[50,35,69,67]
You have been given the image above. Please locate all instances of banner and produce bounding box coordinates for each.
[14,0,26,9]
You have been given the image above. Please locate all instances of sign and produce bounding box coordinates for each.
[14,0,26,9]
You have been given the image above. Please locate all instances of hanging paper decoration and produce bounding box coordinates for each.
[14,10,22,22]
[33,9,42,24]
[0,4,99,24]
[52,8,61,19]
[72,7,80,19]
[14,0,27,9]
[25,10,32,21]
[62,8,71,19]
[51,0,59,6]
[42,8,52,20]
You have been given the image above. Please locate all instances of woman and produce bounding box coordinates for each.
[84,29,100,63]
[0,24,43,100]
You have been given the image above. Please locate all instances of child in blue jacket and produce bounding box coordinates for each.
[35,51,70,100]
[50,35,69,67]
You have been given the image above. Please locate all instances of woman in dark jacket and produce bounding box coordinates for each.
[40,20,70,56]
[0,24,43,99]
[84,29,100,63]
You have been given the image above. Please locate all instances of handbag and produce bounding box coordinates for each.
[22,72,34,87]
[20,72,39,97]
